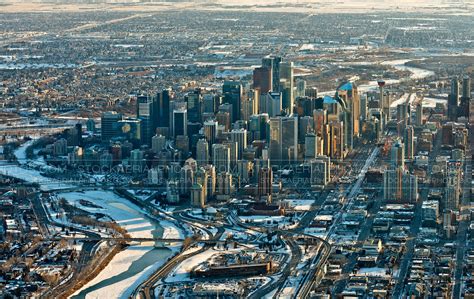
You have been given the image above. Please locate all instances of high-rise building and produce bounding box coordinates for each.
[310,156,331,188]
[377,80,389,127]
[203,165,216,199]
[236,160,252,187]
[223,81,243,123]
[383,166,417,203]
[202,94,214,114]
[459,75,472,118]
[415,102,423,126]
[404,125,414,160]
[258,166,273,200]
[296,97,316,117]
[279,61,294,113]
[313,109,327,136]
[444,161,462,211]
[191,183,205,208]
[305,87,318,98]
[130,149,144,174]
[186,89,202,123]
[203,120,218,145]
[253,67,272,94]
[462,75,471,99]
[53,138,68,156]
[196,139,209,166]
[249,113,269,141]
[448,77,460,121]
[337,81,360,151]
[118,118,141,145]
[172,109,187,138]
[195,167,209,201]
[216,110,231,131]
[156,89,171,130]
[269,116,298,165]
[390,141,405,168]
[261,92,282,117]
[137,94,154,145]
[360,94,368,121]
[230,128,247,159]
[299,116,314,143]
[296,79,306,98]
[152,134,166,153]
[262,56,282,92]
[179,164,194,195]
[213,144,231,174]
[328,120,344,160]
[216,172,233,197]
[305,132,318,159]
[101,112,123,142]
[86,118,96,133]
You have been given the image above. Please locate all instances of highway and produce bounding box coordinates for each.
[126,190,225,299]
[29,193,104,298]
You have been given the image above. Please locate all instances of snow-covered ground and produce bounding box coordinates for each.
[319,58,435,96]
[0,164,74,191]
[58,191,156,239]
[61,190,178,299]
[1,136,184,299]
[284,199,314,211]
[71,245,172,299]
[14,139,36,163]
[390,93,410,108]
[160,220,184,240]
[423,96,447,108]
[165,246,249,283]
[381,59,435,80]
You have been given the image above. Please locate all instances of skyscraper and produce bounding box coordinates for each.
[404,125,414,160]
[258,166,273,201]
[172,109,187,138]
[186,89,202,123]
[262,56,282,92]
[249,113,269,141]
[203,120,218,145]
[101,112,123,142]
[305,132,318,159]
[196,139,209,167]
[310,156,331,188]
[230,128,247,159]
[460,75,471,118]
[279,61,294,113]
[269,116,298,165]
[415,102,423,126]
[253,67,272,94]
[444,161,462,211]
[296,79,306,98]
[462,75,471,99]
[151,134,166,153]
[337,81,360,151]
[191,183,205,208]
[156,89,171,130]
[137,94,154,145]
[212,144,231,174]
[448,77,460,121]
[223,81,243,123]
[261,92,282,117]
[390,141,405,168]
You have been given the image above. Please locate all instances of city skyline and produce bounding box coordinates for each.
[0,2,473,298]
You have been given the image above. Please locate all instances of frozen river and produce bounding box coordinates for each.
[0,142,177,299]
